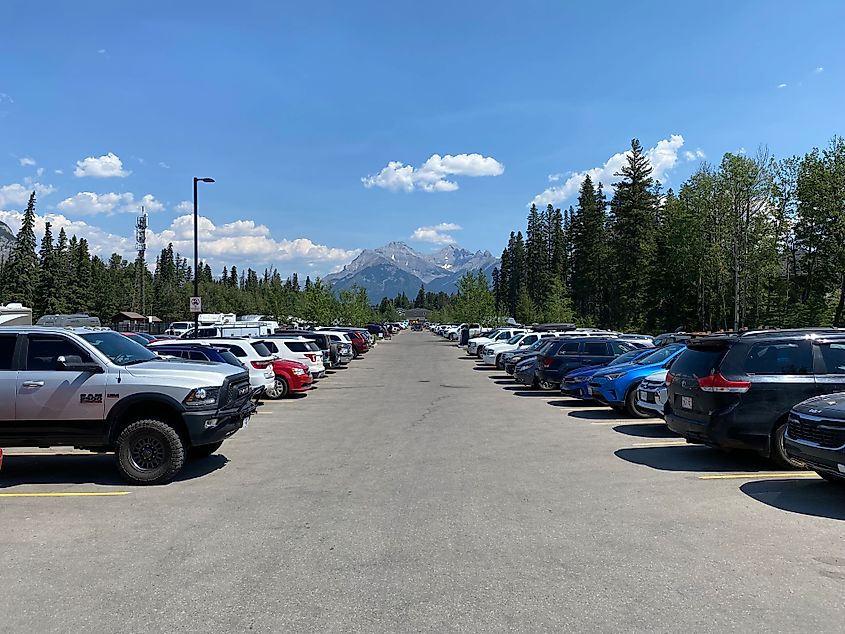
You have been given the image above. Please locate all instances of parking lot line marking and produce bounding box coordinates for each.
[698,472,818,480]
[0,492,131,498]
[589,421,657,426]
[630,440,689,447]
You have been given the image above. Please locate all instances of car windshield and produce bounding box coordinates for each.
[80,332,157,366]
[506,334,523,344]
[636,344,684,365]
[609,349,647,366]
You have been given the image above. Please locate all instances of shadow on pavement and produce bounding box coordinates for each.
[567,409,621,420]
[0,453,229,488]
[613,423,678,438]
[488,375,512,380]
[614,445,776,473]
[493,379,515,385]
[472,366,498,371]
[510,390,558,398]
[740,479,845,521]
[548,398,604,408]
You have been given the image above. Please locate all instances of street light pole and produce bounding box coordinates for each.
[193,177,215,335]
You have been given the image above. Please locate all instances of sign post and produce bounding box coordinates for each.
[189,296,202,313]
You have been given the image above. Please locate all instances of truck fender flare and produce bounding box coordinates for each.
[107,393,186,441]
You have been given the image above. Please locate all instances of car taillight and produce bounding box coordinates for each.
[665,372,674,386]
[542,356,553,367]
[305,353,316,362]
[251,360,270,369]
[697,372,751,393]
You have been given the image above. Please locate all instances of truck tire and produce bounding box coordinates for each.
[771,421,803,469]
[188,441,224,460]
[115,419,186,485]
[264,376,289,399]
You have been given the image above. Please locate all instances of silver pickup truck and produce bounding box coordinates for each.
[0,327,254,484]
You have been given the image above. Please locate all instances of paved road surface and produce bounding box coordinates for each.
[2,333,844,632]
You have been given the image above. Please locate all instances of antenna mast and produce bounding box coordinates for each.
[135,207,148,326]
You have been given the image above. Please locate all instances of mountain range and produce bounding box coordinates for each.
[323,242,499,301]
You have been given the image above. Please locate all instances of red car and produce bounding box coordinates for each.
[264,359,313,399]
[347,331,370,356]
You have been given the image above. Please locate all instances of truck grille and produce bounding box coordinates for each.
[222,376,251,408]
[788,414,845,448]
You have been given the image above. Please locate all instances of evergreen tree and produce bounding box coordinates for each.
[4,191,39,307]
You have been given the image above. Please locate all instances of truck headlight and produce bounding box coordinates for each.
[184,387,220,407]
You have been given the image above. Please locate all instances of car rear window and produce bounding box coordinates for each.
[251,342,272,357]
[744,342,812,375]
[285,341,310,352]
[224,344,246,357]
[670,347,726,378]
[216,350,243,367]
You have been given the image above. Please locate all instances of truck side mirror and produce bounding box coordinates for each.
[57,355,104,373]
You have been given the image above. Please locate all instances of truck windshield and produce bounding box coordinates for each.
[80,332,157,366]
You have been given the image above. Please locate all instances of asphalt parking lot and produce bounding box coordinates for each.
[1,333,843,632]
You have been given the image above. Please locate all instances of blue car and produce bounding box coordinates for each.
[561,348,654,400]
[588,343,687,417]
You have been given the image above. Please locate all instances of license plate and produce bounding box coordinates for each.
[242,416,250,428]
[681,396,693,410]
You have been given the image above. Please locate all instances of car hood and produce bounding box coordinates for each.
[591,362,640,378]
[123,359,245,383]
[793,392,845,419]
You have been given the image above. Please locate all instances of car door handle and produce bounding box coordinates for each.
[22,380,45,388]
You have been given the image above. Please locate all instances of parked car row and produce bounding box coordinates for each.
[0,322,396,486]
[446,324,845,485]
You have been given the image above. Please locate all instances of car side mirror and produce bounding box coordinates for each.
[57,355,104,374]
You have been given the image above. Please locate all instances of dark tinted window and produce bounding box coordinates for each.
[584,341,609,355]
[744,342,812,375]
[216,350,243,367]
[223,344,246,357]
[610,340,635,354]
[818,343,845,374]
[188,351,208,361]
[0,335,16,370]
[556,341,581,355]
[285,341,310,352]
[80,332,155,366]
[250,342,272,357]
[26,336,91,371]
[262,341,279,354]
[671,347,726,378]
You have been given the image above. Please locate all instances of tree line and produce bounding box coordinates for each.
[480,136,844,332]
[0,193,391,327]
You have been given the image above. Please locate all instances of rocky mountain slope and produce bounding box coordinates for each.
[324,241,498,300]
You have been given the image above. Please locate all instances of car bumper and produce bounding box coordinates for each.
[561,382,591,399]
[665,407,769,453]
[513,369,536,385]
[784,435,845,475]
[182,398,256,446]
[290,375,313,392]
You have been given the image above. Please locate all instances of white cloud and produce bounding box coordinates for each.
[36,167,44,177]
[0,209,360,277]
[547,173,565,182]
[410,222,462,245]
[73,152,131,178]
[683,148,706,161]
[814,66,824,74]
[174,200,193,213]
[0,182,57,208]
[97,49,106,54]
[19,157,36,167]
[531,134,686,207]
[362,153,504,192]
[159,161,170,169]
[54,169,63,175]
[0,93,12,104]
[56,191,163,216]
[777,83,787,89]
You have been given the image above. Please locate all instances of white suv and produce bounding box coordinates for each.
[467,328,527,357]
[153,338,275,394]
[259,337,326,378]
[481,332,556,368]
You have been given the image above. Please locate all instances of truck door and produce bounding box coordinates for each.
[0,333,18,421]
[15,334,108,443]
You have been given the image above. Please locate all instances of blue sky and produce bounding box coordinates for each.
[1,0,843,277]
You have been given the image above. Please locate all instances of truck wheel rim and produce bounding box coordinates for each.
[130,434,166,470]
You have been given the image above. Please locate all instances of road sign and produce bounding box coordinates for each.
[189,296,202,313]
